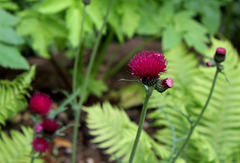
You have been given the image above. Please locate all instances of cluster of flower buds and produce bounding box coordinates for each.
[29,92,60,153]
[206,47,226,67]
[129,51,173,93]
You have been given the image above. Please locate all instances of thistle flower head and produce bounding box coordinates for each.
[29,92,52,115]
[42,119,60,134]
[128,51,167,81]
[32,137,49,153]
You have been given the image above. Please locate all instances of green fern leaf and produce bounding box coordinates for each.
[0,66,36,125]
[190,38,240,162]
[83,102,170,163]
[0,126,43,163]
[149,39,240,162]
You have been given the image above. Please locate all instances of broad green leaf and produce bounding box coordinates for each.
[17,11,67,58]
[38,0,71,14]
[162,26,182,50]
[0,0,18,11]
[87,0,104,30]
[121,3,140,38]
[0,43,29,69]
[66,6,82,47]
[108,8,123,42]
[201,6,220,35]
[183,31,208,54]
[0,27,24,45]
[0,9,19,26]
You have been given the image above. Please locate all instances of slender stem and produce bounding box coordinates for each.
[171,68,220,163]
[30,115,39,163]
[91,28,114,77]
[71,1,114,162]
[73,4,87,93]
[129,86,153,163]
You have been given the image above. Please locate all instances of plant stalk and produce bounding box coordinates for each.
[71,0,114,162]
[171,67,220,163]
[72,4,87,93]
[129,86,153,163]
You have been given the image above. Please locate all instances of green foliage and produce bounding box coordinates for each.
[0,0,18,11]
[0,66,36,125]
[83,102,172,163]
[148,38,240,162]
[17,10,67,58]
[0,9,29,69]
[0,126,43,163]
[9,0,229,57]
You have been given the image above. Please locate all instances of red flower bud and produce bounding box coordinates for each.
[214,47,226,63]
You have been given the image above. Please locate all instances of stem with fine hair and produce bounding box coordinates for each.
[171,67,220,163]
[71,0,114,162]
[129,86,153,163]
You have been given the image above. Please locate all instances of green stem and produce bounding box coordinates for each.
[30,115,39,163]
[71,0,114,162]
[171,68,220,163]
[91,28,114,77]
[72,4,87,93]
[129,86,153,163]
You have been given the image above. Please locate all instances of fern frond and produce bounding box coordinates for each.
[149,39,240,162]
[149,43,201,109]
[190,38,240,162]
[0,126,43,163]
[83,102,170,163]
[0,66,36,125]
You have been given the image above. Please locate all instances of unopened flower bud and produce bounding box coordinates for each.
[214,47,226,63]
[206,59,216,67]
[155,78,173,93]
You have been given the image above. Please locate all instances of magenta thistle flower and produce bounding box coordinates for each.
[42,119,60,134]
[35,123,43,134]
[32,137,49,153]
[128,51,167,81]
[29,92,52,115]
[214,47,226,63]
